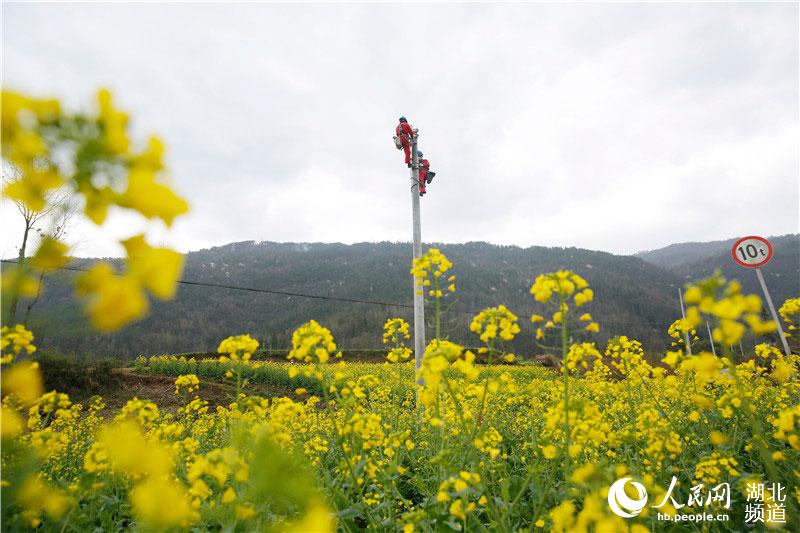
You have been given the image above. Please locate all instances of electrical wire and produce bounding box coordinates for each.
[0,259,483,315]
[0,259,679,326]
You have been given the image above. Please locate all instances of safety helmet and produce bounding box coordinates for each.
[417,151,423,157]
[399,116,407,123]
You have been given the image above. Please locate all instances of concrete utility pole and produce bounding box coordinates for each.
[410,134,426,384]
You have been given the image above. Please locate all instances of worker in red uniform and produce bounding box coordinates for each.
[417,151,429,196]
[422,152,436,184]
[395,116,416,167]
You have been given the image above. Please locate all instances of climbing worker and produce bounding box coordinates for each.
[394,116,416,167]
[417,151,429,196]
[421,152,436,184]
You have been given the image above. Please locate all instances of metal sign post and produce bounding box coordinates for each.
[409,135,426,384]
[755,266,791,356]
[731,236,791,356]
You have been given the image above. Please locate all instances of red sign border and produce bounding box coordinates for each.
[731,235,773,269]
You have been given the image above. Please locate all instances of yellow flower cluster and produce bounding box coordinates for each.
[667,318,698,346]
[1,324,36,363]
[14,475,69,528]
[410,248,455,297]
[565,342,602,372]
[288,320,339,364]
[635,408,683,469]
[187,447,248,504]
[387,347,413,364]
[383,318,413,363]
[748,343,798,384]
[2,360,44,406]
[530,270,590,304]
[549,491,644,533]
[436,471,485,521]
[773,404,800,450]
[604,336,648,377]
[470,304,521,343]
[542,398,617,458]
[530,271,598,339]
[76,236,184,331]
[474,426,503,459]
[679,352,725,387]
[342,412,385,450]
[418,340,477,406]
[694,452,740,485]
[129,477,196,529]
[383,317,410,344]
[756,343,782,360]
[779,297,800,333]
[117,397,161,427]
[217,334,259,362]
[684,274,776,345]
[2,89,189,332]
[94,420,197,526]
[174,374,200,395]
[1,91,62,212]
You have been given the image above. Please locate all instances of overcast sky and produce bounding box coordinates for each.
[2,2,798,258]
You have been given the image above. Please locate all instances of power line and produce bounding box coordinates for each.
[0,259,484,315]
[1,259,415,310]
[0,259,680,326]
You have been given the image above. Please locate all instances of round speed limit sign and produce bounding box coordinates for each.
[731,236,773,268]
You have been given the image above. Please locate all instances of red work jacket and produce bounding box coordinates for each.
[396,122,414,142]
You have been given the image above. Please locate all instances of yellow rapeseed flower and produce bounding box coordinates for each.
[130,478,196,528]
[76,264,149,331]
[2,361,44,406]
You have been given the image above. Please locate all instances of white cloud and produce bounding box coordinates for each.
[1,3,797,258]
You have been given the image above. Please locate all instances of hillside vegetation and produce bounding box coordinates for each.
[18,236,799,358]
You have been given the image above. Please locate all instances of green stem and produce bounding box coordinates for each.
[506,464,536,518]
[322,376,381,529]
[560,293,571,497]
[442,376,467,427]
[435,278,441,341]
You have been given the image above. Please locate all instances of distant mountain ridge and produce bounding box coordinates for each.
[636,234,798,302]
[21,237,799,359]
[635,234,798,270]
[635,238,739,269]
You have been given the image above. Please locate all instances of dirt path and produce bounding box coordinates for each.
[90,369,297,414]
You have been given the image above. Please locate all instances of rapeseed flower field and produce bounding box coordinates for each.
[2,255,798,531]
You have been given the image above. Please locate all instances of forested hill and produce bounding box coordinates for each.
[635,238,739,269]
[637,234,799,303]
[23,238,799,359]
[670,234,799,297]
[636,234,799,271]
